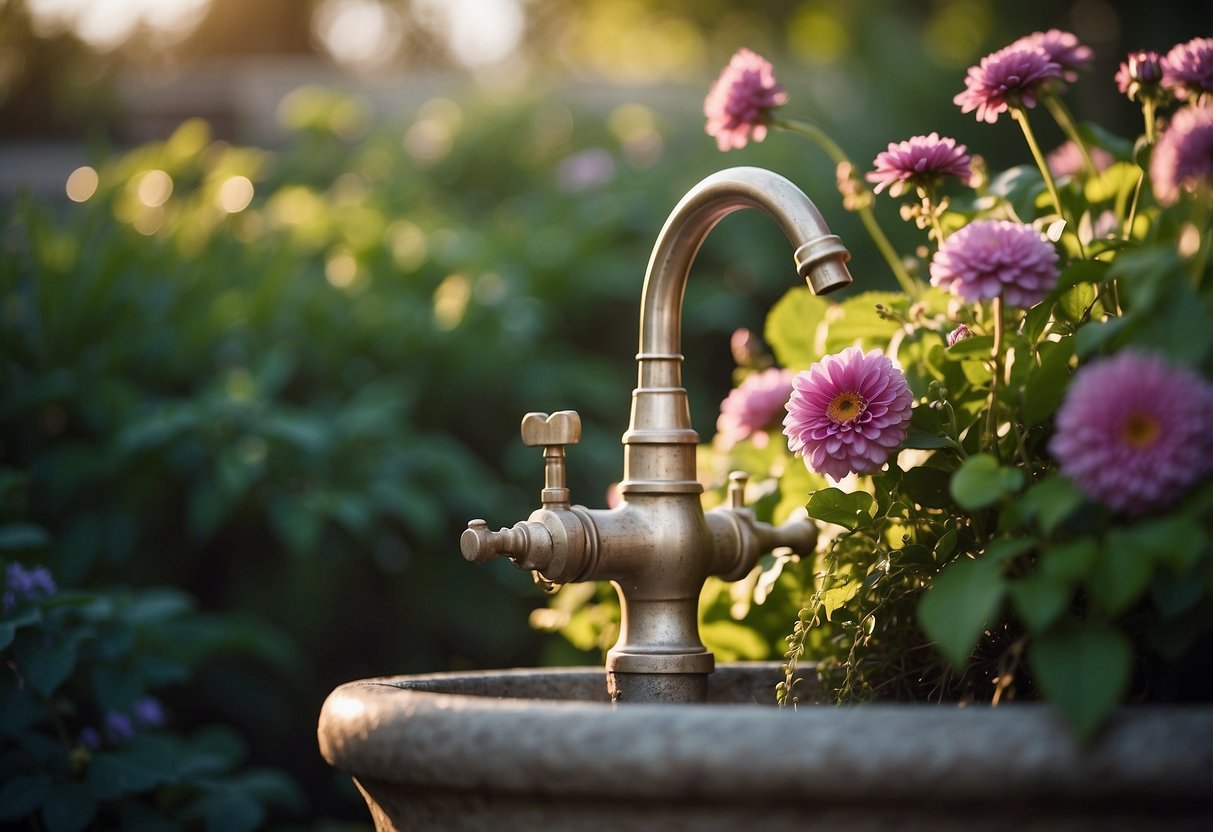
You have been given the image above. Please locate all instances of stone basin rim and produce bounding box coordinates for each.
[318,662,1213,807]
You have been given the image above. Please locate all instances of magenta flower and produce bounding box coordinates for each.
[704,48,788,151]
[1051,351,1213,514]
[717,367,794,450]
[1150,102,1213,205]
[1012,29,1093,83]
[1046,140,1113,178]
[930,219,1059,307]
[1116,50,1165,102]
[946,323,974,348]
[954,45,1063,123]
[1162,37,1213,101]
[783,347,913,482]
[866,132,972,197]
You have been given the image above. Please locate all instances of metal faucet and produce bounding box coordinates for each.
[461,167,853,704]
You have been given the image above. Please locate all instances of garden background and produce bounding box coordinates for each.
[0,0,1203,827]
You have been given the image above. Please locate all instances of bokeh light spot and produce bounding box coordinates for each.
[217,176,255,214]
[65,166,99,202]
[134,170,173,207]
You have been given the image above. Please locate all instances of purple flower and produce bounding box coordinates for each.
[954,44,1063,123]
[946,324,974,348]
[783,347,913,482]
[1046,140,1113,178]
[1116,50,1165,102]
[717,368,795,450]
[929,220,1059,308]
[104,711,136,744]
[79,727,101,750]
[1150,102,1213,205]
[132,696,166,728]
[1051,351,1213,514]
[866,133,972,197]
[3,562,57,614]
[1162,37,1213,101]
[1012,29,1093,83]
[704,48,788,151]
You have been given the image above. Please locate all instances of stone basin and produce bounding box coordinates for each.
[318,661,1213,831]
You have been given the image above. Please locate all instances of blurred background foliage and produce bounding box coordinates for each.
[0,0,1205,826]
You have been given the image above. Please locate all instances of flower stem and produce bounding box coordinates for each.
[1142,97,1158,145]
[775,117,919,295]
[985,297,1004,458]
[1044,96,1098,179]
[1012,107,1064,220]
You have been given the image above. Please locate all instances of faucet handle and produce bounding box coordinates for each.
[521,411,581,508]
[520,411,581,447]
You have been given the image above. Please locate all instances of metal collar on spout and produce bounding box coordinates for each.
[621,167,853,493]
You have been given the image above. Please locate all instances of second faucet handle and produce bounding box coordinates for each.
[520,411,581,508]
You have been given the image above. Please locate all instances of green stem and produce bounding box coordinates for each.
[985,297,1004,459]
[1044,96,1097,180]
[1012,107,1064,220]
[775,117,918,295]
[1142,97,1158,145]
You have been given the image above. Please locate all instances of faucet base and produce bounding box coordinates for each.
[608,671,708,704]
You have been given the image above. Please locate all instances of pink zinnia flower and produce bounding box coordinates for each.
[930,219,1059,307]
[1162,37,1213,101]
[717,368,794,450]
[1051,351,1213,514]
[783,347,913,482]
[954,45,1063,123]
[1150,102,1213,205]
[1012,29,1093,83]
[866,132,972,197]
[704,48,788,151]
[1116,50,1165,102]
[1046,140,1113,178]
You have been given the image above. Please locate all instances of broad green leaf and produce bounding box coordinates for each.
[1029,623,1131,740]
[918,556,1006,669]
[804,488,874,530]
[1041,537,1099,583]
[0,774,52,820]
[0,523,50,551]
[822,291,902,353]
[949,454,1023,510]
[41,783,96,832]
[764,287,828,370]
[700,619,769,661]
[86,737,180,800]
[821,579,860,621]
[1009,476,1084,534]
[899,466,953,510]
[13,634,78,696]
[1087,535,1154,616]
[1056,282,1096,323]
[1112,515,1206,574]
[0,622,13,650]
[1083,161,1140,207]
[902,427,955,450]
[1008,574,1071,633]
[1021,337,1074,427]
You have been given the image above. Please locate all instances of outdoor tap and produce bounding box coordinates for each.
[461,167,851,704]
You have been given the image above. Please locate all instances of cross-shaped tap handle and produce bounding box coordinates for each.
[520,411,581,508]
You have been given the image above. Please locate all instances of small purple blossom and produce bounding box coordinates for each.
[104,711,136,744]
[946,324,974,348]
[717,368,795,450]
[1150,102,1213,205]
[930,219,1059,308]
[783,347,913,482]
[132,696,166,728]
[3,562,57,614]
[1012,29,1093,83]
[954,45,1063,124]
[866,132,972,197]
[79,727,101,750]
[1116,50,1165,102]
[1046,140,1113,178]
[1051,351,1213,514]
[1162,37,1213,101]
[704,48,788,151]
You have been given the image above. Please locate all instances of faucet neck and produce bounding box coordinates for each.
[620,167,852,495]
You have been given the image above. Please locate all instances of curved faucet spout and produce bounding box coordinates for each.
[622,166,853,493]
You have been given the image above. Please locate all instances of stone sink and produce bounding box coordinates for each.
[318,661,1213,831]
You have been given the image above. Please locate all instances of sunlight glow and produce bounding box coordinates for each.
[217,176,255,214]
[134,170,173,207]
[414,0,525,68]
[65,166,99,202]
[26,0,211,50]
[312,0,406,72]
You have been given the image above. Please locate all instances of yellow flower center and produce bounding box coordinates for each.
[1121,412,1160,448]
[827,391,865,424]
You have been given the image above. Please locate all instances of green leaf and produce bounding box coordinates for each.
[899,466,953,510]
[0,774,52,820]
[764,287,828,370]
[41,783,97,832]
[1113,515,1206,574]
[804,488,874,530]
[821,578,860,621]
[949,454,1023,510]
[1011,476,1084,534]
[0,523,50,551]
[13,633,78,696]
[699,619,769,661]
[1042,538,1099,583]
[1055,282,1096,323]
[1087,532,1159,615]
[86,738,179,800]
[1021,338,1074,427]
[918,556,1006,669]
[1008,574,1071,633]
[822,291,902,353]
[1029,623,1131,741]
[902,427,955,450]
